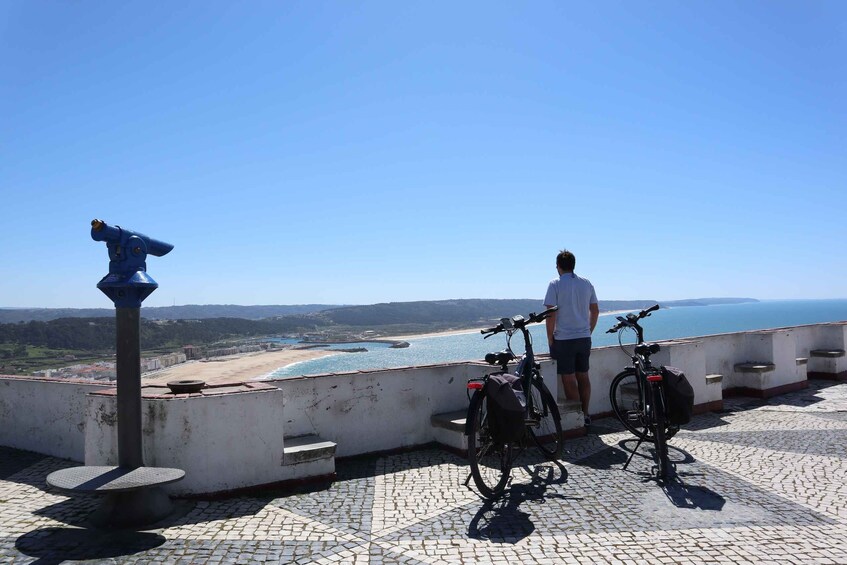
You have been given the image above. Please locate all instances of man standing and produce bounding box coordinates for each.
[544,249,599,426]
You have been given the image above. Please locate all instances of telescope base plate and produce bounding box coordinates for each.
[46,465,185,529]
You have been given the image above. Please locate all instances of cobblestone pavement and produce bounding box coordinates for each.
[2,380,846,564]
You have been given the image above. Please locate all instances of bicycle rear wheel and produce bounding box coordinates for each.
[650,382,673,481]
[467,390,512,498]
[610,369,649,439]
[526,378,563,460]
[610,369,679,441]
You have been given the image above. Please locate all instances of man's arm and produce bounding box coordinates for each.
[545,305,557,350]
[589,303,599,334]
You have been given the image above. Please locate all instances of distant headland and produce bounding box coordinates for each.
[0,297,758,324]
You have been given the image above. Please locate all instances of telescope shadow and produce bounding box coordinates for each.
[32,491,277,530]
[0,445,50,480]
[15,526,167,565]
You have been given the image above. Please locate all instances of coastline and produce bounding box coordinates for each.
[383,327,484,341]
[384,309,632,341]
[142,310,639,385]
[142,347,341,386]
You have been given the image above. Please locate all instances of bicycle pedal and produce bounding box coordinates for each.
[524,418,539,425]
[627,413,641,422]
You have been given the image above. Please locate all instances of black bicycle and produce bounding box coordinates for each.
[465,307,563,498]
[607,304,677,480]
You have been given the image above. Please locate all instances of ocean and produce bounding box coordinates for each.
[268,299,847,378]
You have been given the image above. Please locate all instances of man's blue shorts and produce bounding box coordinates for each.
[552,337,592,374]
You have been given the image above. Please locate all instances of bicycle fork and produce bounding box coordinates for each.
[622,377,663,476]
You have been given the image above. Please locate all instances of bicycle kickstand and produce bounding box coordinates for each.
[623,436,645,472]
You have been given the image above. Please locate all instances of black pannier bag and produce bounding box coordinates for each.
[483,373,527,443]
[661,366,694,425]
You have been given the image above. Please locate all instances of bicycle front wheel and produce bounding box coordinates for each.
[467,390,512,498]
[526,378,563,460]
[650,382,673,481]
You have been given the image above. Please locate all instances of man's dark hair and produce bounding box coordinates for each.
[556,249,576,272]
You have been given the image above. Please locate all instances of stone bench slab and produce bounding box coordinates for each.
[284,435,336,465]
[810,349,845,358]
[431,411,466,433]
[46,465,185,494]
[705,374,723,385]
[734,362,776,373]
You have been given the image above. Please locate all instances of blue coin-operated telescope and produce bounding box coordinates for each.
[44,219,185,528]
[91,219,174,307]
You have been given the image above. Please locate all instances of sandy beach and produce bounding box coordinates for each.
[143,309,634,386]
[142,347,341,386]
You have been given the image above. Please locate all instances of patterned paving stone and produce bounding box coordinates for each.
[1,380,847,563]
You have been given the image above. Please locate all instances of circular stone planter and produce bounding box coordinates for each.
[166,380,206,394]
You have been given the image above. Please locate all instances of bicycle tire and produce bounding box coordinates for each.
[610,369,679,441]
[650,381,673,480]
[526,378,563,460]
[467,389,512,498]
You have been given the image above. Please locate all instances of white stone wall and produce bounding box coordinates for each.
[0,377,111,460]
[272,362,482,457]
[271,359,561,458]
[1,321,845,494]
[85,387,287,495]
[573,345,633,416]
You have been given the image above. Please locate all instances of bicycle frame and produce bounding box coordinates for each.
[627,328,659,415]
[607,305,674,480]
[465,308,563,498]
[467,319,549,419]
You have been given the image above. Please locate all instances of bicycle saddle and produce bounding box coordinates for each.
[484,350,516,366]
[634,342,661,356]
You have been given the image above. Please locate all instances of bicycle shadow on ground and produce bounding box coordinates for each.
[15,526,167,565]
[607,439,701,486]
[617,438,696,466]
[661,478,726,511]
[467,459,576,544]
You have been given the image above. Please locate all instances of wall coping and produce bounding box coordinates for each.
[89,381,278,399]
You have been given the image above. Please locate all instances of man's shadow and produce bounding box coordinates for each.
[467,458,577,543]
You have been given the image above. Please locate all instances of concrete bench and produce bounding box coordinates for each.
[282,434,336,480]
[727,362,779,398]
[810,349,845,358]
[808,349,847,380]
[431,410,468,454]
[701,374,724,412]
[734,362,776,374]
[705,374,724,385]
[724,330,808,398]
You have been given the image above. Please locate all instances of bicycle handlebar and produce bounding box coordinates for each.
[481,306,559,337]
[605,303,660,333]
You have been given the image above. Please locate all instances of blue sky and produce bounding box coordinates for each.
[1,2,845,308]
